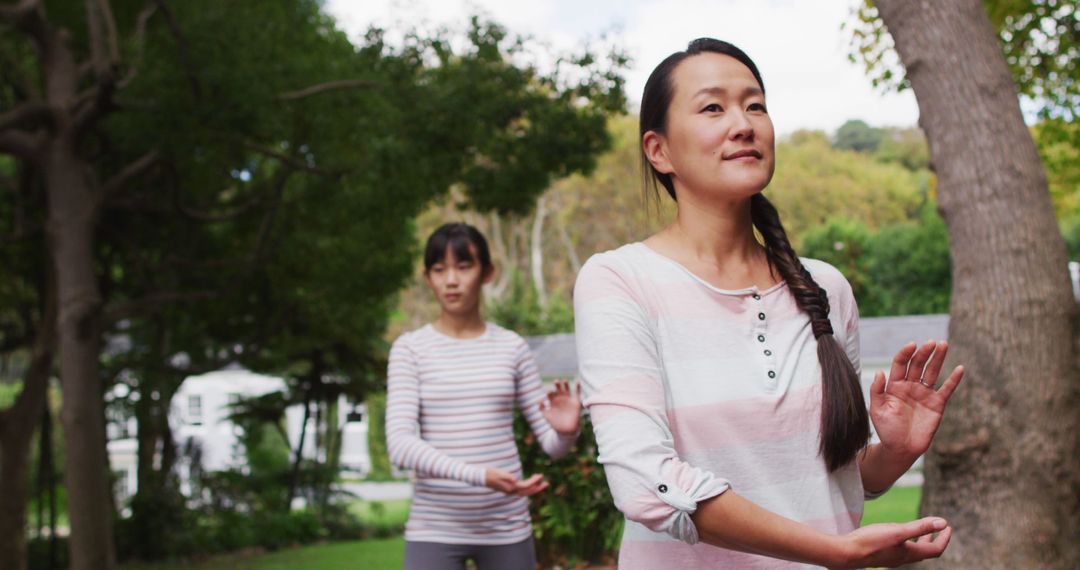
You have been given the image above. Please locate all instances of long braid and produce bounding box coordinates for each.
[751,194,870,472]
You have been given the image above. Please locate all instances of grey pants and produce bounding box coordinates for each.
[403,537,536,570]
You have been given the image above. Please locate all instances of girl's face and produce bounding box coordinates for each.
[644,52,775,201]
[424,244,492,316]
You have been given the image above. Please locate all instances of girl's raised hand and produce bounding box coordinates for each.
[869,341,965,460]
[539,379,582,436]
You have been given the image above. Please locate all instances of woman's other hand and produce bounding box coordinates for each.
[869,341,965,461]
[539,379,582,435]
[830,517,952,569]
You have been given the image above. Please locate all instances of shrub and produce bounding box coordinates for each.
[515,410,622,567]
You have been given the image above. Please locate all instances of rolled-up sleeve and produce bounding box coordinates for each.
[573,256,730,544]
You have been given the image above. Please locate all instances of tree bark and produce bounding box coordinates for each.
[0,283,55,570]
[873,1,1080,568]
[42,34,117,570]
[530,195,548,307]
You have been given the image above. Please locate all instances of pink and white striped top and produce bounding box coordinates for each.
[573,243,866,569]
[386,322,576,545]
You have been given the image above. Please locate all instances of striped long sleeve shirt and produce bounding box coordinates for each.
[573,243,867,569]
[386,322,576,545]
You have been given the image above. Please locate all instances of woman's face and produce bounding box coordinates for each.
[646,52,775,201]
[424,244,491,316]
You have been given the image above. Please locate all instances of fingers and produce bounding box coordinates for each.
[889,342,918,383]
[902,525,952,561]
[896,517,948,541]
[936,365,965,402]
[869,371,885,406]
[904,341,937,383]
[919,341,948,388]
[515,473,549,496]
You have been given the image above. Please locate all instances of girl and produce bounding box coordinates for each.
[573,39,965,569]
[387,222,581,570]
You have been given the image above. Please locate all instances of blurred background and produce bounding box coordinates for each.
[0,0,1075,569]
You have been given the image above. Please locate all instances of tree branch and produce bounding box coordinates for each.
[0,0,52,55]
[277,79,376,101]
[0,101,52,132]
[99,149,160,205]
[0,129,43,160]
[117,1,158,89]
[152,0,201,99]
[242,141,340,177]
[0,0,39,25]
[173,185,267,222]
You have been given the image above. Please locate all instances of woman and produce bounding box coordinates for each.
[387,222,581,570]
[573,39,964,569]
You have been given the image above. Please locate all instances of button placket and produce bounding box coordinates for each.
[751,290,777,388]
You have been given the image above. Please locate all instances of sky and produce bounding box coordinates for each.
[325,0,920,137]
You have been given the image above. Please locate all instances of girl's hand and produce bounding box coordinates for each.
[514,473,550,497]
[831,517,952,569]
[539,379,582,436]
[484,467,519,494]
[483,468,549,497]
[869,341,965,460]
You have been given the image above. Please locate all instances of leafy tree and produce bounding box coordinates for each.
[833,119,883,153]
[0,2,626,568]
[869,1,1080,566]
[847,0,1079,121]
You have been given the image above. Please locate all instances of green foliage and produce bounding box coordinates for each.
[834,119,883,153]
[847,0,1079,121]
[515,411,622,567]
[866,205,952,315]
[1034,120,1080,219]
[873,127,930,171]
[801,204,952,316]
[769,131,927,239]
[800,218,875,306]
[364,392,393,481]
[487,270,575,336]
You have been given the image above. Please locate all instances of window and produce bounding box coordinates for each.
[188,395,203,426]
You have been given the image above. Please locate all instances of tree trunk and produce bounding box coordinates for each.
[44,91,116,570]
[530,195,548,307]
[0,287,56,570]
[873,1,1080,568]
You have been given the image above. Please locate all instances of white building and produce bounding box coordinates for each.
[107,366,372,505]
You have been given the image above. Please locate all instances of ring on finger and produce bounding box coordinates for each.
[918,378,933,387]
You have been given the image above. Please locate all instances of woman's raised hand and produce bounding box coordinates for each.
[869,340,965,460]
[483,468,549,497]
[539,379,582,435]
[830,517,952,569]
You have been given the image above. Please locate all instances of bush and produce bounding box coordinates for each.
[515,411,622,567]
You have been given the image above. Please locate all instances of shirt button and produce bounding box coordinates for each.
[768,371,776,379]
[658,484,668,493]
[764,349,772,356]
[757,334,765,342]
[758,312,766,320]
[752,293,761,300]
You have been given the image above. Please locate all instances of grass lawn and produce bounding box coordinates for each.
[120,538,405,570]
[862,485,922,526]
[350,498,410,528]
[120,488,922,569]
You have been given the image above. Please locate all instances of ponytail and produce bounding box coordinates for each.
[751,194,869,472]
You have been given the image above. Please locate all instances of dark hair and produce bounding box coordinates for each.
[640,38,869,472]
[424,223,493,275]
